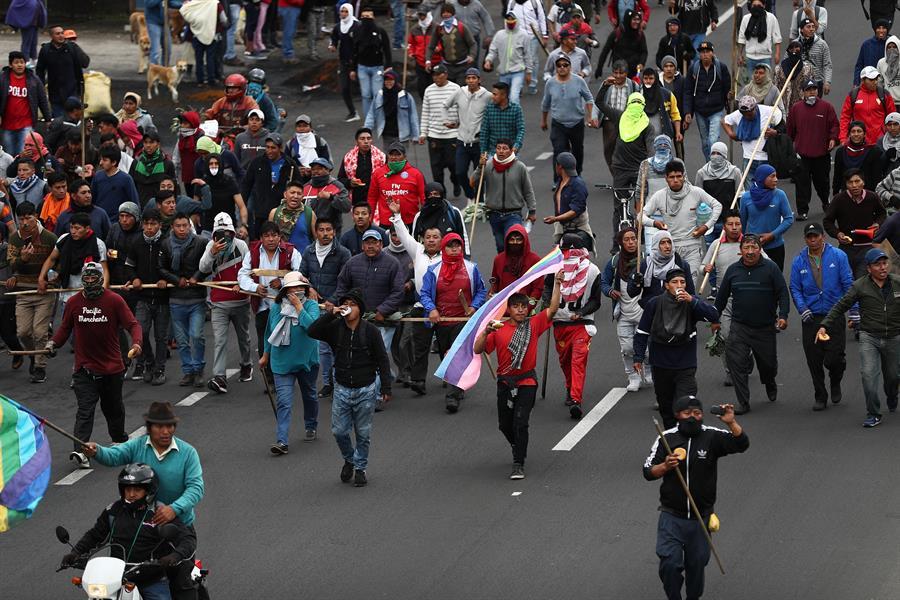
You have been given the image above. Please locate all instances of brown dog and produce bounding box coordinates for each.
[147,60,188,103]
[129,12,151,73]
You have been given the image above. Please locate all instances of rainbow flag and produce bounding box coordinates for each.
[435,247,564,390]
[0,396,51,533]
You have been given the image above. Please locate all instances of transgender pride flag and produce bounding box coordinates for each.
[435,247,564,390]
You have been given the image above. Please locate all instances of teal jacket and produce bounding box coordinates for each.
[95,436,204,526]
[264,298,320,374]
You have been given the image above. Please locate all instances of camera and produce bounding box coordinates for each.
[709,405,726,416]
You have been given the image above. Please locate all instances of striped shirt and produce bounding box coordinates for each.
[479,102,526,154]
[420,81,461,139]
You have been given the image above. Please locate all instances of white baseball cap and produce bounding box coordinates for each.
[248,108,265,120]
[861,66,880,80]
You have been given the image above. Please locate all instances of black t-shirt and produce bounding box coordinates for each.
[873,211,900,253]
[201,175,240,232]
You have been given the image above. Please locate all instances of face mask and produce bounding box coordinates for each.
[179,127,195,137]
[515,0,527,4]
[644,83,654,89]
[804,96,817,105]
[677,416,702,437]
[506,22,517,29]
[442,18,454,28]
[889,48,899,60]
[209,167,220,176]
[310,174,329,187]
[387,159,407,172]
[82,274,104,299]
[710,154,725,169]
[750,5,764,16]
[419,18,429,27]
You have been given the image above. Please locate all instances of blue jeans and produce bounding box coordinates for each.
[689,33,706,52]
[745,56,771,81]
[2,127,31,157]
[456,143,481,200]
[527,38,540,92]
[139,579,172,600]
[740,158,765,190]
[274,367,320,443]
[280,5,301,58]
[225,3,242,60]
[170,302,206,374]
[390,0,405,47]
[20,26,38,60]
[488,211,525,253]
[858,332,900,417]
[319,341,334,386]
[694,109,724,162]
[191,38,218,84]
[147,20,164,65]
[332,380,378,470]
[499,71,525,105]
[357,65,383,127]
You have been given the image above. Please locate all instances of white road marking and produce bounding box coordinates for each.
[55,469,93,486]
[129,426,146,439]
[710,4,736,35]
[536,152,553,161]
[226,368,239,379]
[511,491,522,497]
[526,166,535,172]
[552,388,628,451]
[177,392,208,407]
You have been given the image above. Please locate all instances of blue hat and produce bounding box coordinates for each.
[865,248,888,264]
[310,157,333,170]
[362,229,383,242]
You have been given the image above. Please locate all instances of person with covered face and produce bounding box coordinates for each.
[419,232,487,413]
[643,394,748,600]
[775,40,815,111]
[367,142,426,227]
[46,260,142,469]
[596,60,640,169]
[722,95,782,186]
[542,233,602,420]
[300,156,351,237]
[411,182,469,254]
[472,138,536,252]
[797,17,831,96]
[736,0,781,80]
[640,67,682,142]
[597,9,647,78]
[627,229,696,308]
[877,36,900,104]
[474,273,562,481]
[739,164,794,270]
[611,93,654,240]
[655,18,694,71]
[491,224,542,304]
[633,267,719,427]
[694,142,742,244]
[876,112,900,175]
[833,121,884,196]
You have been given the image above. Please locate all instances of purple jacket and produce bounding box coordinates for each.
[4,0,46,29]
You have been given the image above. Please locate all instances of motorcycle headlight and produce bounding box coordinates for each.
[86,583,108,597]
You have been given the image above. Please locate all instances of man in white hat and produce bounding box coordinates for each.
[199,212,254,394]
[839,65,896,145]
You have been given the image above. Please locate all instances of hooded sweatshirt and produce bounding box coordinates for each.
[491,224,542,300]
[877,35,900,102]
[114,93,155,132]
[641,180,722,249]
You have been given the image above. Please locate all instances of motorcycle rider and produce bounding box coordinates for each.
[82,402,204,600]
[60,463,196,600]
[204,74,260,135]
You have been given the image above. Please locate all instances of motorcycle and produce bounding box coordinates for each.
[55,525,208,600]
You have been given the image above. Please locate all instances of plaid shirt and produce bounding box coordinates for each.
[479,102,526,155]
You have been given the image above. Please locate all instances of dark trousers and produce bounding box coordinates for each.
[550,120,585,182]
[428,137,459,192]
[794,154,831,214]
[656,511,711,600]
[72,369,127,451]
[415,65,430,100]
[191,38,219,84]
[339,61,356,115]
[652,366,697,429]
[841,244,869,279]
[167,524,198,600]
[765,245,785,271]
[497,384,536,465]
[456,142,481,200]
[447,62,469,86]
[20,26,39,60]
[726,321,778,409]
[435,322,465,397]
[135,300,170,371]
[410,313,435,384]
[0,302,23,352]
[117,292,138,365]
[802,316,845,403]
[601,120,617,169]
[254,308,273,381]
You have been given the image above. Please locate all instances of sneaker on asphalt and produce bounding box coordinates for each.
[374,399,385,412]
[194,371,205,387]
[830,384,842,404]
[863,415,883,428]
[445,396,460,414]
[410,381,426,396]
[509,464,525,480]
[304,429,317,442]
[318,384,333,398]
[151,370,166,386]
[207,376,228,394]
[641,371,653,387]
[239,364,253,382]
[733,404,751,415]
[179,373,195,387]
[11,355,23,370]
[344,112,360,122]
[69,451,90,469]
[341,461,354,482]
[354,469,367,487]
[812,401,826,411]
[270,442,289,455]
[143,366,154,384]
[626,374,641,392]
[569,404,583,419]
[30,367,46,383]
[766,383,778,402]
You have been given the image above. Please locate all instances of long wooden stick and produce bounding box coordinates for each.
[540,329,551,399]
[13,400,89,447]
[698,58,800,295]
[636,163,647,274]
[483,353,496,379]
[653,418,726,575]
[261,368,278,418]
[468,163,487,247]
[7,349,50,355]
[401,2,411,89]
[729,0,739,161]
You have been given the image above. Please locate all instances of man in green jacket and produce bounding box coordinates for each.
[819,249,900,428]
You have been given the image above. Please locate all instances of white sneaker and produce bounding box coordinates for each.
[626,374,641,392]
[69,451,90,469]
[641,371,654,387]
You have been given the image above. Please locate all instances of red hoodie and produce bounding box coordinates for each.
[367,161,425,225]
[491,224,542,301]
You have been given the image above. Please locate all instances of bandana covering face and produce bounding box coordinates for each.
[619,93,650,143]
[440,233,464,284]
[649,135,673,173]
[748,163,776,209]
[387,159,407,176]
[560,248,590,302]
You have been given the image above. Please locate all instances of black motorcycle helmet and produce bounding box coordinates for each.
[117,463,159,503]
[248,68,266,85]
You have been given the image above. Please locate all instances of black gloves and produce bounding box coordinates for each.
[158,553,181,568]
[60,552,78,568]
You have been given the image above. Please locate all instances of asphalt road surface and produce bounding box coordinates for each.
[3,2,900,599]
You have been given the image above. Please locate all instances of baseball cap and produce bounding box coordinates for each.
[802,79,818,90]
[63,96,87,111]
[362,229,383,242]
[295,114,311,124]
[310,157,333,170]
[673,395,702,413]
[887,112,900,125]
[799,17,814,29]
[861,66,880,80]
[265,132,284,146]
[556,152,577,176]
[387,141,406,155]
[465,67,481,78]
[432,64,448,75]
[247,108,265,120]
[865,248,888,264]
[555,54,572,65]
[697,41,714,52]
[505,11,517,19]
[803,222,824,236]
[63,29,77,40]
[558,29,575,39]
[738,95,758,112]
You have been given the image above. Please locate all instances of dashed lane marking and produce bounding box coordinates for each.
[552,388,628,452]
[536,152,553,161]
[177,392,208,407]
[129,426,146,439]
[526,166,535,172]
[55,469,93,486]
[511,491,522,497]
[226,368,239,379]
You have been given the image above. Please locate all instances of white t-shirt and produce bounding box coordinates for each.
[723,105,782,160]
[737,11,782,60]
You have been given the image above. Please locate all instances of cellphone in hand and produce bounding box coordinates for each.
[709,405,725,416]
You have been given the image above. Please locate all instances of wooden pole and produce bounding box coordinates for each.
[13,400,89,447]
[698,58,800,294]
[653,418,726,575]
[635,163,647,274]
[729,0,739,160]
[163,0,171,67]
[540,330,551,399]
[468,163,487,246]
[401,3,411,90]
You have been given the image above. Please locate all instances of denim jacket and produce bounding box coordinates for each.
[365,89,420,142]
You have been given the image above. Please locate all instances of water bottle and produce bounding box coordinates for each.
[525,220,532,233]
[696,202,712,227]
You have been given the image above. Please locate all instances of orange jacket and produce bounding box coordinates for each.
[40,191,70,233]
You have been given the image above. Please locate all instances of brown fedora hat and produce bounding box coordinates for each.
[143,401,180,424]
